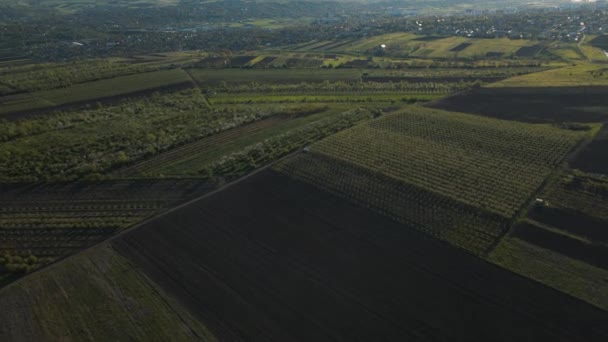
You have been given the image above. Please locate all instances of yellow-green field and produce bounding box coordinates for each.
[548,43,587,60]
[489,63,608,87]
[580,44,608,62]
[288,33,539,59]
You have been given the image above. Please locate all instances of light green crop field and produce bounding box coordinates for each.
[209,93,439,105]
[291,33,537,59]
[489,63,608,87]
[580,44,608,62]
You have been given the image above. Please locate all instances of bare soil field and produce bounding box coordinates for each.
[590,35,608,50]
[428,87,608,123]
[515,44,543,57]
[571,124,608,174]
[511,222,608,270]
[110,169,608,342]
[528,206,608,244]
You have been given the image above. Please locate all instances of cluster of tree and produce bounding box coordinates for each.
[0,89,333,182]
[211,80,472,93]
[200,107,376,182]
[0,253,51,274]
[0,60,160,94]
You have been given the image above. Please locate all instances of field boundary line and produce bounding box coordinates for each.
[484,126,600,256]
[0,149,303,292]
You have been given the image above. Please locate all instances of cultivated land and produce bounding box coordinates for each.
[79,171,608,341]
[0,179,214,285]
[0,69,193,119]
[429,86,608,123]
[276,107,585,254]
[0,245,217,342]
[2,25,608,340]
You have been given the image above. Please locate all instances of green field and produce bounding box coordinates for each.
[0,245,217,341]
[0,69,192,116]
[209,93,439,104]
[313,106,584,217]
[288,33,539,60]
[490,63,608,87]
[275,106,585,254]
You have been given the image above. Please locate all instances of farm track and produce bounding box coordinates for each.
[113,114,293,177]
[110,170,608,341]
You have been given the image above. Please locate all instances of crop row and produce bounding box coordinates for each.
[214,82,467,93]
[368,108,581,167]
[0,59,161,93]
[275,152,508,255]
[313,107,584,217]
[113,111,299,177]
[204,108,374,182]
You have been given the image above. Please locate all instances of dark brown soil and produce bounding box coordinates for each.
[253,56,278,68]
[112,169,608,342]
[412,36,447,41]
[428,86,608,123]
[512,222,608,270]
[516,45,543,57]
[2,81,194,122]
[529,206,608,243]
[450,42,471,52]
[590,35,608,50]
[571,124,608,174]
